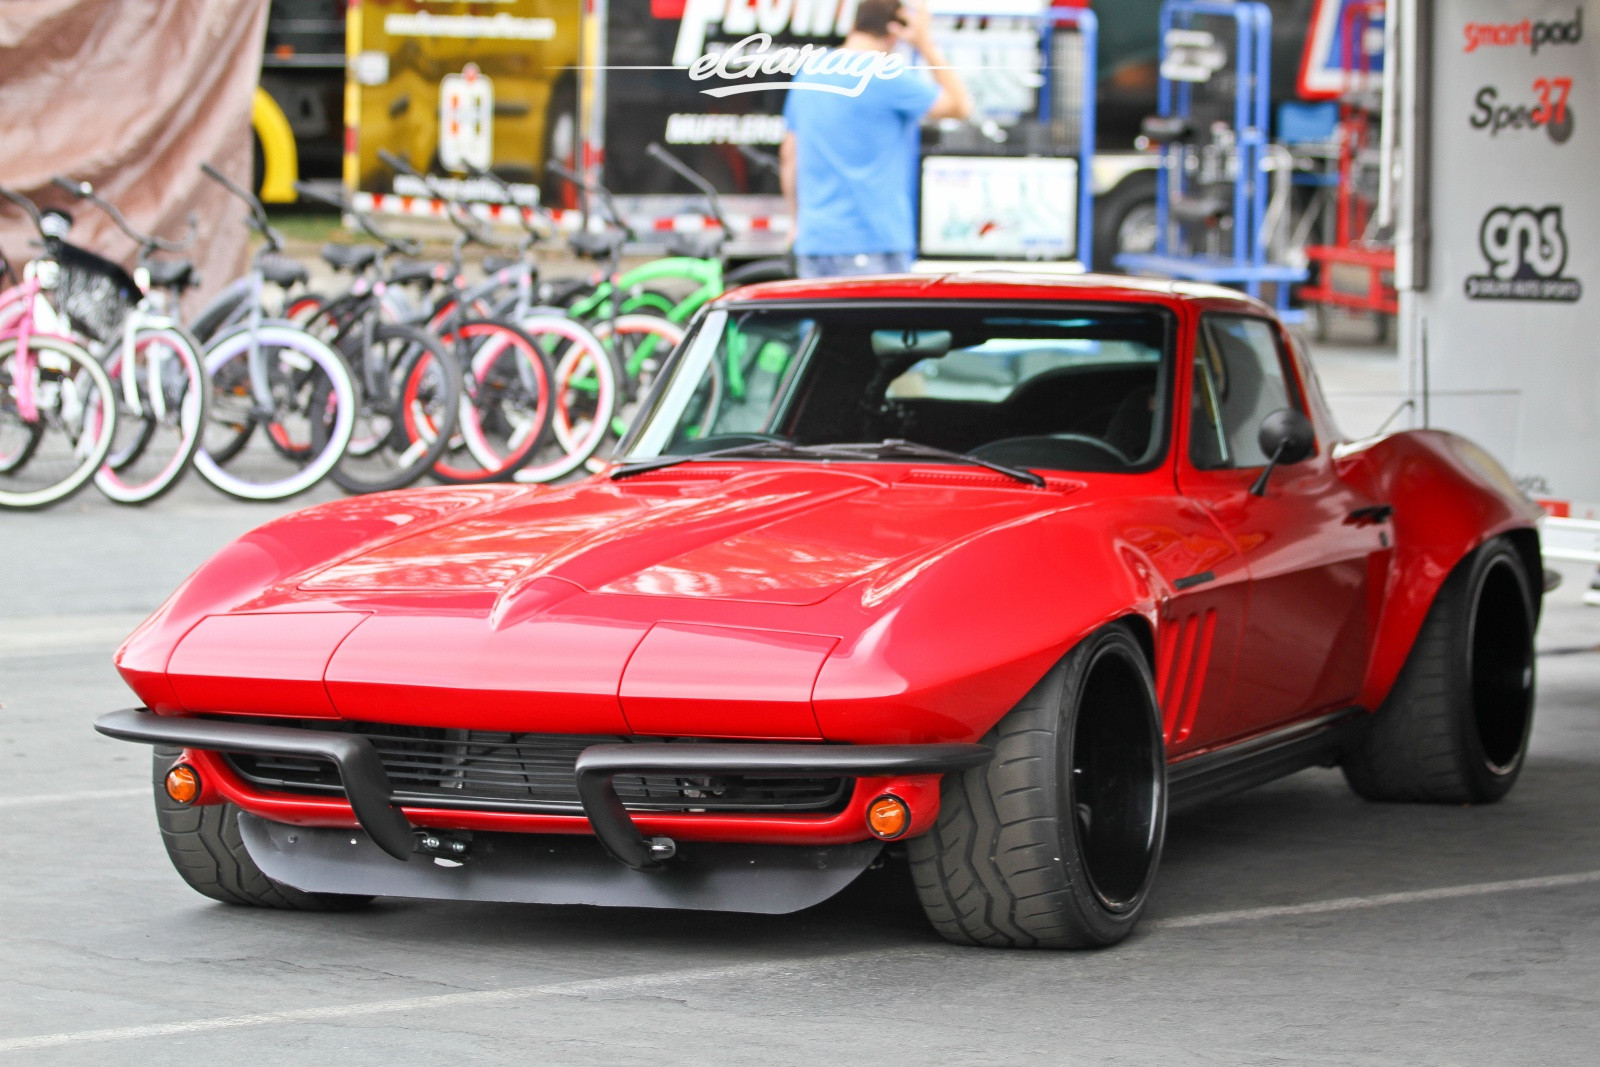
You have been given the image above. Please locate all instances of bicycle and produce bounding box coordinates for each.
[51,178,212,505]
[0,188,118,509]
[190,162,357,501]
[377,150,611,484]
[284,182,463,495]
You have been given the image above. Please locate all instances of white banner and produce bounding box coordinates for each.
[1402,1,1599,508]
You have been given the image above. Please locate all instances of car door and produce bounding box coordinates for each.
[1177,312,1388,741]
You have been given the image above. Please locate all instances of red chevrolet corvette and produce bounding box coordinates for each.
[99,274,1543,948]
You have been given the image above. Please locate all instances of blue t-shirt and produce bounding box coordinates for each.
[783,58,938,256]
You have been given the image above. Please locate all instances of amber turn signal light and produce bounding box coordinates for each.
[866,794,909,840]
[164,764,201,805]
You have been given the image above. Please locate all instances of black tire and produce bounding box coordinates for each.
[1092,170,1159,273]
[1342,538,1537,804]
[326,322,463,495]
[908,623,1167,948]
[723,257,793,288]
[152,747,373,910]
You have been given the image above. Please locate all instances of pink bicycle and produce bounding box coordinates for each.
[0,187,117,509]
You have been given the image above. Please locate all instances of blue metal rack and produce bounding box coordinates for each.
[1115,0,1305,315]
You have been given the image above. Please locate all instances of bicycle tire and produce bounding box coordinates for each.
[564,314,684,473]
[431,317,558,484]
[325,322,462,494]
[94,323,210,505]
[0,333,118,510]
[506,314,618,483]
[193,321,355,501]
[0,417,43,474]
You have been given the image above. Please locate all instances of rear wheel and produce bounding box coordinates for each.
[1342,538,1536,804]
[151,748,372,910]
[94,325,209,505]
[908,623,1167,948]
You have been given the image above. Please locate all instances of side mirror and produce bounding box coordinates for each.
[1249,408,1315,496]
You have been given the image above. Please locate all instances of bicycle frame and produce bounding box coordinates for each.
[0,264,76,424]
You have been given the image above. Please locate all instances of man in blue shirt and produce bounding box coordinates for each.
[780,0,972,277]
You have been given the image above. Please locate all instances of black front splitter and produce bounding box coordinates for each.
[238,815,885,914]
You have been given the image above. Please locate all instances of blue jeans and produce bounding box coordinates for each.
[796,252,914,278]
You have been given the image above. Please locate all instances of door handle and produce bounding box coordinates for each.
[1346,504,1394,525]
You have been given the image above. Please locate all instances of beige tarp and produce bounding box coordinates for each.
[0,0,270,312]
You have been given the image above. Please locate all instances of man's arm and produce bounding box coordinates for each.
[897,2,972,122]
[779,132,798,245]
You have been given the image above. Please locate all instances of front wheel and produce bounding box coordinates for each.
[151,748,371,910]
[326,322,461,494]
[0,333,118,510]
[1342,537,1537,804]
[908,623,1167,948]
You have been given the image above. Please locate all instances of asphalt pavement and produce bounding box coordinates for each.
[3,338,1599,1065]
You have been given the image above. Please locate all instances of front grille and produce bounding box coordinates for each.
[217,719,850,815]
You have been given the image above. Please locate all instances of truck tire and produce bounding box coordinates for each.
[908,623,1166,948]
[152,747,373,910]
[1342,538,1537,804]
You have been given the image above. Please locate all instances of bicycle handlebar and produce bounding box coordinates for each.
[463,162,550,239]
[645,143,728,232]
[292,179,423,258]
[200,161,284,251]
[735,143,781,176]
[377,149,515,250]
[51,177,198,254]
[547,160,632,240]
[0,185,44,230]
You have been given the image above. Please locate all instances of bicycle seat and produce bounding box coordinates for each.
[387,260,454,286]
[569,230,626,260]
[321,243,378,272]
[482,254,525,275]
[143,258,198,291]
[664,231,725,260]
[1140,115,1197,145]
[258,254,309,288]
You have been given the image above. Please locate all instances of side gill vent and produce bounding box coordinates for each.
[1157,608,1217,744]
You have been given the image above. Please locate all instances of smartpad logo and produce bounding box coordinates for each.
[1464,205,1582,302]
[1463,8,1582,52]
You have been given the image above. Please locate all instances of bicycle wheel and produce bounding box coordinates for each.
[562,314,684,473]
[326,322,461,494]
[0,333,117,510]
[431,318,557,484]
[193,322,355,501]
[94,324,210,505]
[0,410,43,473]
[506,314,619,483]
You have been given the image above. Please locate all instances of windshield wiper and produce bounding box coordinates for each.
[611,437,1047,488]
[813,439,1047,488]
[609,439,823,480]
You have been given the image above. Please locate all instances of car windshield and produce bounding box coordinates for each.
[622,302,1173,473]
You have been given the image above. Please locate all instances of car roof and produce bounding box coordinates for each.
[718,271,1276,316]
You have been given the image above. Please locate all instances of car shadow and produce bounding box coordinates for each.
[218,754,1600,960]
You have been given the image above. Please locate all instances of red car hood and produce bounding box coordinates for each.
[133,464,1089,739]
[295,465,1081,609]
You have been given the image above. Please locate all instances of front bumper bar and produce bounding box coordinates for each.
[95,708,992,869]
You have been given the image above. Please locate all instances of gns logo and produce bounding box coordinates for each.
[1465,205,1582,302]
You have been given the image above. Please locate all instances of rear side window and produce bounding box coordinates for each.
[1189,314,1301,469]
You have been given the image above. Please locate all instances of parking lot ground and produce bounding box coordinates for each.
[4,339,1600,1065]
